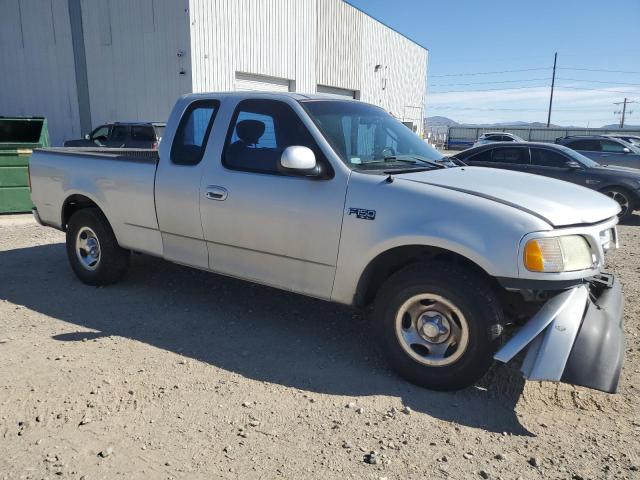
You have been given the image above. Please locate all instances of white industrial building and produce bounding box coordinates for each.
[0,0,428,146]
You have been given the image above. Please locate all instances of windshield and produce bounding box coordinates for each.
[302,100,445,171]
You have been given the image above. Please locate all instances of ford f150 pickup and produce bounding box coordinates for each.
[29,92,625,393]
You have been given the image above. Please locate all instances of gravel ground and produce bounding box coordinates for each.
[0,215,638,480]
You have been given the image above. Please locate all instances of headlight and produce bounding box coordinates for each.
[524,235,594,272]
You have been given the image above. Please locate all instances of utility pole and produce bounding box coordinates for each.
[546,52,557,128]
[614,98,637,128]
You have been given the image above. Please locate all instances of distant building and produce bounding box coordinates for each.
[0,0,428,145]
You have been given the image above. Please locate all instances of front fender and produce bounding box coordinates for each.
[330,173,551,305]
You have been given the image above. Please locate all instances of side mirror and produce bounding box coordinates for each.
[279,146,320,177]
[565,160,581,169]
[84,134,90,140]
[623,147,631,154]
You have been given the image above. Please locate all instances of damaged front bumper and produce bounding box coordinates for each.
[495,275,624,393]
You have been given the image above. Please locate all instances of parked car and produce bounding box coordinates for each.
[472,131,524,147]
[64,122,165,148]
[29,92,624,393]
[555,135,640,169]
[453,142,640,220]
[607,134,640,147]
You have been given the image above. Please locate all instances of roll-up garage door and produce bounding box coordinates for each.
[235,72,291,92]
[316,85,358,98]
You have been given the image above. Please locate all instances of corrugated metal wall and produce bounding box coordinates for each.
[316,0,362,91]
[1,0,427,144]
[189,0,317,93]
[358,12,427,129]
[0,0,81,146]
[448,126,640,149]
[80,0,192,130]
[190,0,428,132]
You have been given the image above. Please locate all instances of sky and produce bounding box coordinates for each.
[348,0,640,127]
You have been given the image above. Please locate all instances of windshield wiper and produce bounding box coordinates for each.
[383,155,447,169]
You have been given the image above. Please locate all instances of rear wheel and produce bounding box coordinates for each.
[372,262,504,391]
[66,208,130,285]
[601,187,635,221]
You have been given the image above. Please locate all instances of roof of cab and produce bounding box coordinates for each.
[181,91,359,102]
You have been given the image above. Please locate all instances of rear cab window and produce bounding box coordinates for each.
[171,100,220,166]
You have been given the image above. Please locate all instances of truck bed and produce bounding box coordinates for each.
[38,147,159,163]
[29,147,163,256]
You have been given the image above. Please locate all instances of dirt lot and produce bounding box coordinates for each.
[0,215,638,480]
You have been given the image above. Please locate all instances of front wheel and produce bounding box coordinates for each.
[66,208,130,286]
[372,262,504,391]
[600,187,635,221]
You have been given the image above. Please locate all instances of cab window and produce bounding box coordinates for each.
[171,100,220,166]
[223,99,328,176]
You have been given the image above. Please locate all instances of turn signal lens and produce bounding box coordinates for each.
[524,236,593,272]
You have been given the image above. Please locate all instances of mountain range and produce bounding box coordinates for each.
[425,116,640,130]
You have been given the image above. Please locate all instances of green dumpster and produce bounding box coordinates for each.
[0,117,49,213]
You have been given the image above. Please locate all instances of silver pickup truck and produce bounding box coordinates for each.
[30,92,625,393]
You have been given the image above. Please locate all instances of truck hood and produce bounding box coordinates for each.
[396,166,620,227]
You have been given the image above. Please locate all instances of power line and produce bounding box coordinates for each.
[556,85,640,95]
[430,85,550,94]
[559,67,640,75]
[614,98,638,128]
[430,84,640,95]
[557,78,640,86]
[430,67,550,78]
[429,77,550,87]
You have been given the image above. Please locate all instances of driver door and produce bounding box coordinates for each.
[528,148,578,183]
[199,98,348,299]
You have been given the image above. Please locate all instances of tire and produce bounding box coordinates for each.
[600,187,635,221]
[372,261,504,391]
[66,208,130,286]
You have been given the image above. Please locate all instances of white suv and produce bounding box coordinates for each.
[473,132,524,147]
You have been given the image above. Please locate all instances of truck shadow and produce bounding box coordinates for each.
[0,243,531,436]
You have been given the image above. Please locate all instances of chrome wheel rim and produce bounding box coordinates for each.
[604,190,630,217]
[75,227,101,271]
[395,294,469,366]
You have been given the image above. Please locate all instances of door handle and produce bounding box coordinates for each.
[205,186,228,201]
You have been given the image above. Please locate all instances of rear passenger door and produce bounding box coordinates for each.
[465,146,530,173]
[565,139,601,162]
[130,125,157,148]
[199,98,348,299]
[490,147,530,172]
[106,125,129,148]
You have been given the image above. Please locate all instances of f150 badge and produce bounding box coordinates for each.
[348,207,376,220]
